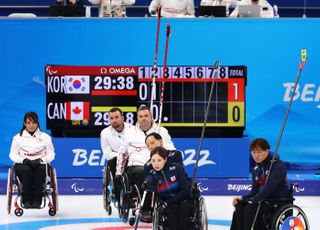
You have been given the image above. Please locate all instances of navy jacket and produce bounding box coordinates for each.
[146,162,191,205]
[243,154,290,203]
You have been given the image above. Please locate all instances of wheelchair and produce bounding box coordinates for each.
[103,164,115,215]
[7,164,58,217]
[116,168,143,225]
[258,183,310,230]
[152,184,208,230]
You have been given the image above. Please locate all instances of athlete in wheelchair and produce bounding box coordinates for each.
[7,111,58,216]
[114,135,152,224]
[101,107,133,215]
[230,138,309,230]
[142,146,208,230]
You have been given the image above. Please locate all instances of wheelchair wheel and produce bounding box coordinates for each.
[152,207,160,230]
[50,167,59,214]
[118,173,130,222]
[129,217,135,226]
[14,208,23,217]
[133,184,142,206]
[152,201,168,230]
[102,166,108,210]
[272,204,310,230]
[7,167,14,214]
[49,207,56,216]
[196,196,208,230]
[103,165,112,215]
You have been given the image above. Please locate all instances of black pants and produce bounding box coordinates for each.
[14,163,47,205]
[166,199,194,230]
[127,166,145,195]
[107,157,117,182]
[230,201,279,230]
[126,166,153,210]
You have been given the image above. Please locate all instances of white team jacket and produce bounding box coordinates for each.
[149,0,195,18]
[116,122,175,175]
[9,129,55,164]
[100,122,133,161]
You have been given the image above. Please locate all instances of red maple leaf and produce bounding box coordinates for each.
[73,106,82,115]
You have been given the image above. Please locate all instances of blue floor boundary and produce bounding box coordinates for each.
[0,218,232,229]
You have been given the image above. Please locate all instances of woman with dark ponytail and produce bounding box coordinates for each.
[9,112,55,209]
[143,146,193,230]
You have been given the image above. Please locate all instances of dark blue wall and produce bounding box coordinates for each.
[1,0,320,17]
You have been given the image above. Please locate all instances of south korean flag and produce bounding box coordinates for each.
[65,75,90,94]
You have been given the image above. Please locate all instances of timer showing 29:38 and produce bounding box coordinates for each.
[93,76,135,90]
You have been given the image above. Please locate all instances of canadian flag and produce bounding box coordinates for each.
[65,101,90,121]
[65,75,90,94]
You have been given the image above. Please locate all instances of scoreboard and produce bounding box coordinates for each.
[45,65,247,137]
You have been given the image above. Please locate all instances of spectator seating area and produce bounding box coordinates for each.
[1,0,320,17]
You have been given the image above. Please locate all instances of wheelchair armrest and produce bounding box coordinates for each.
[261,196,295,210]
[278,197,295,202]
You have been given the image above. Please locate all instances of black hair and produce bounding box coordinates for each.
[249,138,271,151]
[109,107,123,116]
[20,111,39,136]
[137,105,151,114]
[150,146,167,160]
[145,132,162,143]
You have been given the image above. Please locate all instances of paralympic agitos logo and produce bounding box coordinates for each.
[283,83,320,109]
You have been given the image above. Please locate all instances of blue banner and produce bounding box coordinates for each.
[3,177,319,196]
[53,137,249,178]
[1,18,320,172]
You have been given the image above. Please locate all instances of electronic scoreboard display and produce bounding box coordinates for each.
[45,65,246,137]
